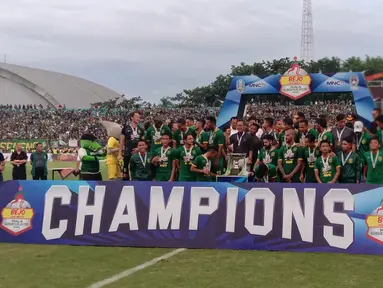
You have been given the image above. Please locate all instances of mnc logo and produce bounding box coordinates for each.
[326,80,346,86]
[249,81,266,88]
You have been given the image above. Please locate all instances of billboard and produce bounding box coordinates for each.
[1,180,383,255]
[217,61,375,128]
[0,139,46,152]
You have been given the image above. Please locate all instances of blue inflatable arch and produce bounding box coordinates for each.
[217,68,376,129]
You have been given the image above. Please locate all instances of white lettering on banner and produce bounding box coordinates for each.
[282,188,316,242]
[109,186,138,232]
[75,186,105,236]
[40,185,355,249]
[225,188,239,233]
[323,189,354,249]
[42,185,71,240]
[245,188,275,236]
[189,187,219,230]
[148,187,184,230]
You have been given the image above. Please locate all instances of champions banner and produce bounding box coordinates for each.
[1,180,383,255]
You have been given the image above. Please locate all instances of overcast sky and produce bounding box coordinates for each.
[0,0,382,102]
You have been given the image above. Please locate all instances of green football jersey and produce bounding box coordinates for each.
[302,146,321,183]
[278,144,303,182]
[208,128,225,174]
[192,154,212,182]
[258,148,279,166]
[364,150,383,184]
[254,163,277,182]
[317,130,333,144]
[377,129,383,145]
[153,146,175,181]
[337,151,361,184]
[176,146,201,181]
[279,131,286,147]
[355,132,370,162]
[314,155,341,183]
[296,129,318,144]
[146,125,173,152]
[196,130,209,147]
[130,152,153,181]
[173,127,196,148]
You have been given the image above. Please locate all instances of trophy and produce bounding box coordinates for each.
[225,153,247,176]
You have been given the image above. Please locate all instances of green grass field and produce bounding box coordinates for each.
[0,161,382,287]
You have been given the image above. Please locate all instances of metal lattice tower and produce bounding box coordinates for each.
[300,0,314,63]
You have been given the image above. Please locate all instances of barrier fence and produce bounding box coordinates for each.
[0,181,382,254]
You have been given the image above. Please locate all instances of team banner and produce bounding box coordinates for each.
[0,139,46,152]
[1,180,383,255]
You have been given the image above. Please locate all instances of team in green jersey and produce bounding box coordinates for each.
[176,134,202,181]
[337,138,361,183]
[301,134,321,183]
[125,112,383,184]
[278,129,303,183]
[173,119,196,149]
[152,134,176,181]
[363,137,383,184]
[206,116,226,175]
[146,121,173,153]
[191,147,218,182]
[314,140,341,184]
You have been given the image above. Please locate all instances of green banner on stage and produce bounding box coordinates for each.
[0,139,46,152]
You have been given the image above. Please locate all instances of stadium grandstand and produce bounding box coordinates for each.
[0,63,121,108]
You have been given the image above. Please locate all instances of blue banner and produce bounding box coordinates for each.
[1,180,383,255]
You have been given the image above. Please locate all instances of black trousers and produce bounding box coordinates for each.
[123,155,132,180]
[33,167,47,180]
[13,166,27,180]
[80,172,103,181]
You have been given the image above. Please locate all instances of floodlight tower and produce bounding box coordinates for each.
[300,0,314,63]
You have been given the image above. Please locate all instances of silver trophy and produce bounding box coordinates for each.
[226,153,247,176]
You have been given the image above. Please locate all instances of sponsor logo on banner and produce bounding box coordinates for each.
[279,57,312,100]
[0,139,46,152]
[350,74,359,90]
[236,79,245,93]
[0,188,34,236]
[366,203,383,244]
[249,81,266,88]
[326,80,346,86]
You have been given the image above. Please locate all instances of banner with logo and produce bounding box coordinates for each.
[217,66,375,129]
[0,181,383,255]
[0,139,47,152]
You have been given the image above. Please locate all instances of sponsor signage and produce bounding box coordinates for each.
[249,81,266,88]
[326,80,346,86]
[0,181,383,255]
[280,57,312,100]
[0,139,46,152]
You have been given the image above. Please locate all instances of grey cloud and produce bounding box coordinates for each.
[0,0,382,102]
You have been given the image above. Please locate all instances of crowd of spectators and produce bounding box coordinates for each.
[245,100,355,128]
[0,99,355,147]
[0,104,220,141]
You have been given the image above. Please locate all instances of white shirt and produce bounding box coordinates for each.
[230,126,238,136]
[77,148,87,169]
[77,148,86,161]
[256,128,264,138]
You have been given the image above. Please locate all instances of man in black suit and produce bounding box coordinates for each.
[10,143,28,180]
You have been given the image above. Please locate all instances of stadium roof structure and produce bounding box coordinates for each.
[0,63,121,108]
